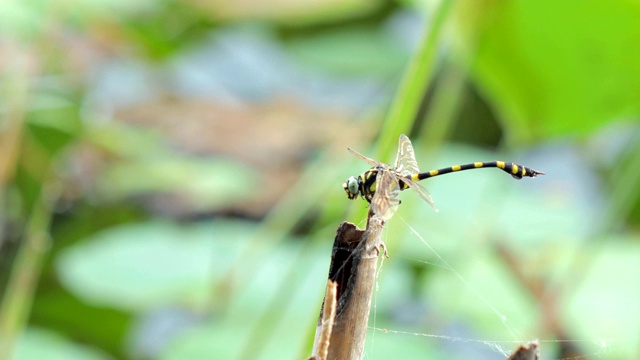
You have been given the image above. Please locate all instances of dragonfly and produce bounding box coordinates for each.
[343,134,544,219]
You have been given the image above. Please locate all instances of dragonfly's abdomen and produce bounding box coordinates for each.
[415,161,544,181]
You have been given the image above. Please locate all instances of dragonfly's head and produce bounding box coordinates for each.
[343,175,361,200]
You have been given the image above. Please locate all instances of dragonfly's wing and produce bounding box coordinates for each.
[371,170,401,220]
[348,147,382,168]
[402,177,437,210]
[394,134,420,177]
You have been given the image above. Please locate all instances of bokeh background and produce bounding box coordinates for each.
[1,0,640,359]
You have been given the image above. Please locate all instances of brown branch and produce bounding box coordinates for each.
[309,281,337,360]
[507,340,539,360]
[494,243,580,359]
[310,213,544,359]
[311,210,384,360]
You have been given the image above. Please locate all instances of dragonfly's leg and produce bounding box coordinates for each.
[374,241,389,258]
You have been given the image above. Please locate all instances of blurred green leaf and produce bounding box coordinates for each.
[118,0,215,60]
[285,25,408,76]
[0,1,46,39]
[162,238,328,360]
[567,238,640,358]
[158,321,246,360]
[0,0,152,41]
[31,289,130,358]
[99,155,258,210]
[27,93,82,155]
[14,327,112,360]
[452,0,640,144]
[84,122,165,158]
[56,220,255,311]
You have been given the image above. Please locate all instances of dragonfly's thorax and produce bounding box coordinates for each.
[361,169,378,202]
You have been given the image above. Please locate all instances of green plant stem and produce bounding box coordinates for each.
[0,184,57,360]
[601,133,640,231]
[376,0,454,162]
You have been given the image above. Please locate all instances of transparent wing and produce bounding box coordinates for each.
[371,171,401,220]
[347,147,383,168]
[394,134,420,177]
[401,177,437,211]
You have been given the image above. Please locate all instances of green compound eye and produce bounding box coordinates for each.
[347,176,359,195]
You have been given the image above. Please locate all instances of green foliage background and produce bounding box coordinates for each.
[1,0,640,359]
